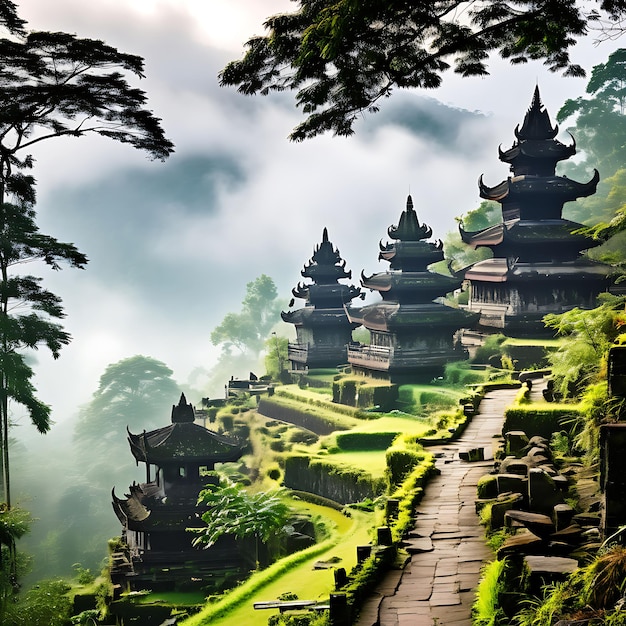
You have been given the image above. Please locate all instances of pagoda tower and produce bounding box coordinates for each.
[281,228,362,372]
[461,87,614,335]
[346,196,478,382]
[111,394,246,591]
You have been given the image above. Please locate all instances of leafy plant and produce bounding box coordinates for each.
[579,545,626,609]
[3,579,72,626]
[191,479,290,566]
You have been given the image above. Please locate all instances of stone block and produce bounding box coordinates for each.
[497,473,528,497]
[527,435,550,448]
[552,504,575,530]
[476,474,498,499]
[528,468,563,515]
[505,431,529,456]
[504,510,554,538]
[550,524,582,544]
[490,493,524,529]
[524,555,578,594]
[499,458,530,476]
[497,530,544,558]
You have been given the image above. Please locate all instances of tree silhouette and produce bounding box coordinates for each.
[220,0,626,140]
[211,275,282,357]
[0,1,172,509]
[0,203,87,509]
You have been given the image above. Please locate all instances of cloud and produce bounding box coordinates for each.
[11,0,622,431]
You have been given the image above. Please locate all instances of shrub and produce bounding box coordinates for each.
[220,414,234,432]
[503,405,580,440]
[579,545,626,609]
[385,448,426,491]
[288,429,318,445]
[270,439,287,452]
[335,431,399,451]
[4,579,72,626]
[267,466,282,481]
[472,334,507,364]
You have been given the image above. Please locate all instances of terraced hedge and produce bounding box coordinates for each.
[283,456,385,504]
[503,404,581,439]
[257,397,348,435]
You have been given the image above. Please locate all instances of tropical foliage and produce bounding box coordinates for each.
[191,477,290,566]
[220,0,626,140]
[543,294,626,398]
[0,203,87,507]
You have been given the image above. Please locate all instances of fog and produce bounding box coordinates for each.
[7,0,623,580]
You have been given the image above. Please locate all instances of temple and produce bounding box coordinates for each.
[111,394,247,592]
[281,228,362,372]
[346,196,478,382]
[461,87,614,335]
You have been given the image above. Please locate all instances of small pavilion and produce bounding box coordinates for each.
[111,394,246,591]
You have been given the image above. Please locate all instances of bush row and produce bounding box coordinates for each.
[257,398,346,436]
[283,456,386,504]
[503,405,581,439]
[275,388,364,418]
[335,431,400,451]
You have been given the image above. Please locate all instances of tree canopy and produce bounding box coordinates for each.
[0,1,174,207]
[558,48,626,182]
[220,0,626,140]
[73,355,180,447]
[556,48,626,262]
[210,275,282,356]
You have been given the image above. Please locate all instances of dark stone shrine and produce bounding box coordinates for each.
[346,195,478,382]
[282,228,362,372]
[111,394,247,591]
[461,87,614,335]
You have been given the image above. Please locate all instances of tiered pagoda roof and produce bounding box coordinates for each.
[281,228,363,370]
[349,195,473,332]
[127,393,242,466]
[282,228,361,323]
[111,394,247,592]
[461,86,615,335]
[465,86,599,225]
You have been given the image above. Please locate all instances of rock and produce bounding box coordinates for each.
[497,473,528,499]
[504,510,554,538]
[528,468,564,515]
[498,530,544,558]
[572,512,601,528]
[459,447,485,462]
[477,474,499,499]
[490,493,524,529]
[505,431,529,456]
[524,555,578,591]
[552,504,575,530]
[499,457,530,476]
[550,524,582,544]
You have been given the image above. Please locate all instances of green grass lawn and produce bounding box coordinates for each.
[181,503,375,626]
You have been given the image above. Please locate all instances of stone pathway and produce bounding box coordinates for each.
[355,385,532,626]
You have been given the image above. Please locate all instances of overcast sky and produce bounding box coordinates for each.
[11,0,624,429]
